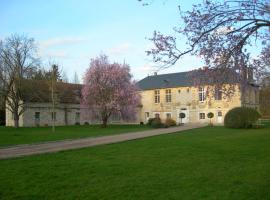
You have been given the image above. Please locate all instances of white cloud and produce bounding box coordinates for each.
[39,36,86,48]
[37,36,88,59]
[132,63,159,80]
[39,50,70,59]
[107,43,133,56]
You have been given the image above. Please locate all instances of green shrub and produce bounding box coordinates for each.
[151,118,164,128]
[165,118,176,127]
[84,122,89,125]
[147,118,155,126]
[224,107,261,128]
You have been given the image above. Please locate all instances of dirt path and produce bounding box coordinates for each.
[0,123,205,159]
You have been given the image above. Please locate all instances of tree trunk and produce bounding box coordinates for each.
[14,113,19,128]
[101,117,108,128]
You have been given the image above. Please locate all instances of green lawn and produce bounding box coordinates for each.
[0,124,152,147]
[0,126,270,200]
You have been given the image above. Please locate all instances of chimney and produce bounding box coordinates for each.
[154,72,157,76]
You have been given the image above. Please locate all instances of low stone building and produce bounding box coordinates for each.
[5,80,88,127]
[137,70,260,125]
[5,79,138,127]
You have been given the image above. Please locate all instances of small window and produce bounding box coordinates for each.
[178,89,181,93]
[51,112,56,121]
[35,112,40,120]
[187,88,190,93]
[75,112,80,123]
[154,90,160,103]
[199,113,205,119]
[165,89,172,103]
[166,113,171,119]
[145,112,149,118]
[218,111,222,117]
[155,113,160,118]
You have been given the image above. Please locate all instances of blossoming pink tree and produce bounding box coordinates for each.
[81,55,140,127]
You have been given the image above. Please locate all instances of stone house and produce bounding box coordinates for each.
[136,70,260,125]
[5,80,88,127]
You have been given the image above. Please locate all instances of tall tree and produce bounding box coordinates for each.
[62,71,69,83]
[0,35,39,128]
[81,55,140,127]
[73,71,79,84]
[32,65,62,81]
[49,64,60,132]
[146,0,270,94]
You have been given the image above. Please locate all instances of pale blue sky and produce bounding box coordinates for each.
[0,0,204,82]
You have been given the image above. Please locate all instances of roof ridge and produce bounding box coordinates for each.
[148,70,190,77]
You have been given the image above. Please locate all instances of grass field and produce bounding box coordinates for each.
[0,126,270,200]
[0,124,152,147]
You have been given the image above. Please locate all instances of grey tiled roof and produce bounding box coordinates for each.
[137,71,193,90]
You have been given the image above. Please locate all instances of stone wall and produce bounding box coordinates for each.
[6,102,140,127]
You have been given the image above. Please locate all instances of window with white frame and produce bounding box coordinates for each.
[165,89,172,103]
[198,87,205,102]
[199,113,205,119]
[154,90,160,103]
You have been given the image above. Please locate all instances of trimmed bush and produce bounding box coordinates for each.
[207,112,214,119]
[151,118,164,128]
[224,107,261,128]
[207,112,214,125]
[140,122,144,125]
[75,122,80,125]
[84,122,90,125]
[179,112,186,124]
[165,118,176,127]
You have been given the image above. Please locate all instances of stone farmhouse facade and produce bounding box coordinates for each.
[136,71,260,125]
